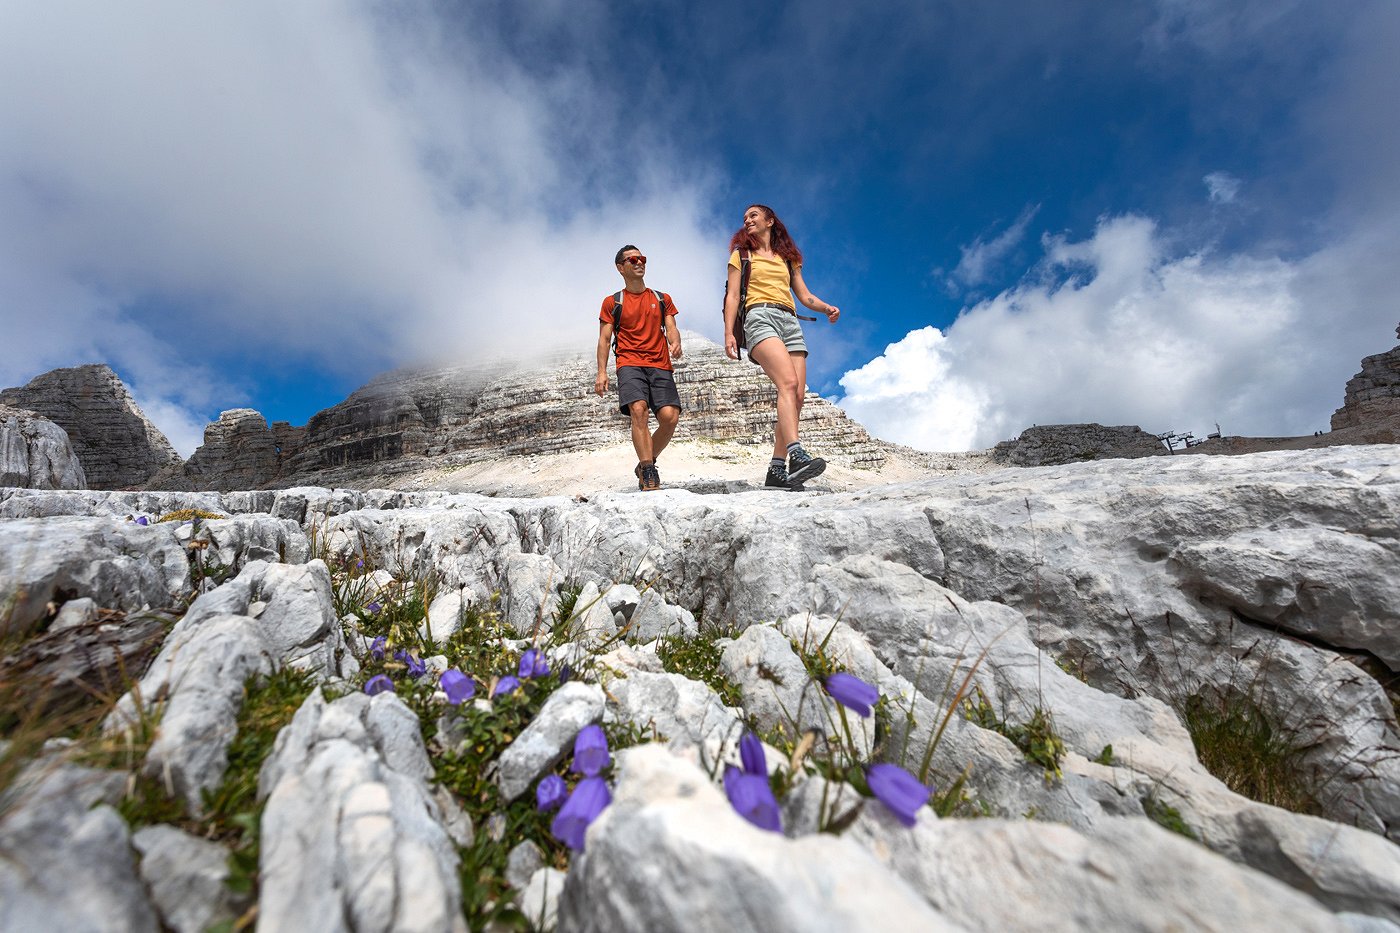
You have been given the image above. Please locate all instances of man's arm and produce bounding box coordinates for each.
[665,310,682,361]
[595,322,613,396]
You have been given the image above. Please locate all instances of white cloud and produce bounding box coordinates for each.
[837,213,1392,451]
[949,205,1039,289]
[129,392,208,459]
[0,1,726,448]
[1204,171,1241,204]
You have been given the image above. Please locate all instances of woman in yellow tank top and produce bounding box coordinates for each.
[722,204,842,490]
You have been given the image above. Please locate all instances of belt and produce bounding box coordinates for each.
[744,302,818,321]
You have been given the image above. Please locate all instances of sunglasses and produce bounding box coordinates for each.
[621,255,647,265]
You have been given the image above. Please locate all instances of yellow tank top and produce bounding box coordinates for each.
[729,250,801,309]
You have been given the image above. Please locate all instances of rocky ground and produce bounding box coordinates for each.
[376,438,996,498]
[2,444,1399,932]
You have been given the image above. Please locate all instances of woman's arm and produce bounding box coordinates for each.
[723,262,743,359]
[790,265,840,323]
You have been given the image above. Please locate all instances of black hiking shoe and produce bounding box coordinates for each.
[787,446,827,485]
[635,463,646,490]
[764,464,804,491]
[640,463,662,491]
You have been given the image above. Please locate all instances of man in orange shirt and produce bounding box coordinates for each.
[595,245,683,491]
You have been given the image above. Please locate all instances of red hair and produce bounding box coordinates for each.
[728,204,803,265]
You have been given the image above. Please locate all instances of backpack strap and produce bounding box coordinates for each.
[739,249,752,310]
[611,291,624,355]
[651,289,669,339]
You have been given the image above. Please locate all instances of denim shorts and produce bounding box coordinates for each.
[743,303,807,355]
[616,365,682,415]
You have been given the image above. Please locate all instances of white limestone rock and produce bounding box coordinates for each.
[556,744,959,932]
[494,681,606,802]
[0,763,157,933]
[846,809,1348,932]
[630,587,699,641]
[501,551,562,636]
[179,559,350,680]
[604,670,748,770]
[0,515,190,636]
[0,403,86,489]
[256,689,467,933]
[719,622,874,759]
[520,867,567,931]
[106,612,277,815]
[132,824,243,933]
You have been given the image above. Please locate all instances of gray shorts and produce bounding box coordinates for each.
[617,366,682,415]
[743,303,807,355]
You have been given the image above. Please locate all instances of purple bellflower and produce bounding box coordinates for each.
[824,672,879,718]
[369,635,387,660]
[364,674,395,696]
[518,648,550,679]
[536,774,567,812]
[134,516,150,526]
[739,731,766,777]
[492,675,521,698]
[551,776,611,851]
[723,765,782,832]
[440,669,475,705]
[394,649,426,679]
[571,724,611,776]
[866,763,932,827]
[366,601,382,615]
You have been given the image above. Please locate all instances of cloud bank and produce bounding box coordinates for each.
[0,1,725,454]
[838,213,1396,451]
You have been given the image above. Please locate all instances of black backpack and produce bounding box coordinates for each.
[610,288,670,357]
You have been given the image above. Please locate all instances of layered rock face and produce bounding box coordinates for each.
[3,446,1399,930]
[1331,335,1400,437]
[278,333,899,486]
[149,409,283,492]
[991,423,1163,466]
[0,364,180,489]
[0,404,86,489]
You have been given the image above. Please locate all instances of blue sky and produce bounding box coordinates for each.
[2,0,1396,456]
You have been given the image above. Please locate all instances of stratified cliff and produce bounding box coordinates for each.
[0,364,181,489]
[168,334,908,490]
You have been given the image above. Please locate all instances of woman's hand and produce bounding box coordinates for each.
[725,335,740,360]
[825,304,841,323]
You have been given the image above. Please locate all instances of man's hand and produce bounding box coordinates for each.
[594,372,608,397]
[724,336,739,360]
[669,338,683,361]
[825,304,841,323]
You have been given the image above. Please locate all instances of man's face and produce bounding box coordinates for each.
[617,250,646,284]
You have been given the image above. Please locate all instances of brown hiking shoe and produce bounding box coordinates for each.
[640,463,662,491]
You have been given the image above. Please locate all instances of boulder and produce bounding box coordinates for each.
[256,689,467,933]
[556,744,957,932]
[0,763,158,932]
[0,403,86,489]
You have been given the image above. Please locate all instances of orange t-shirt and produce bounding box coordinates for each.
[599,289,678,371]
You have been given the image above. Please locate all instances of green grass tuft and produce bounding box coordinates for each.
[1180,688,1323,815]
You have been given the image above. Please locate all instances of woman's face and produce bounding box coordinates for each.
[743,206,774,238]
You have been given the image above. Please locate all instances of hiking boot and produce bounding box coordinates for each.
[764,464,804,491]
[787,446,827,485]
[635,463,646,490]
[640,463,662,491]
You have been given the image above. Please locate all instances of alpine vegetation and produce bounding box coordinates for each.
[2,445,1399,931]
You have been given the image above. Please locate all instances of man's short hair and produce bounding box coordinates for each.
[614,244,640,265]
